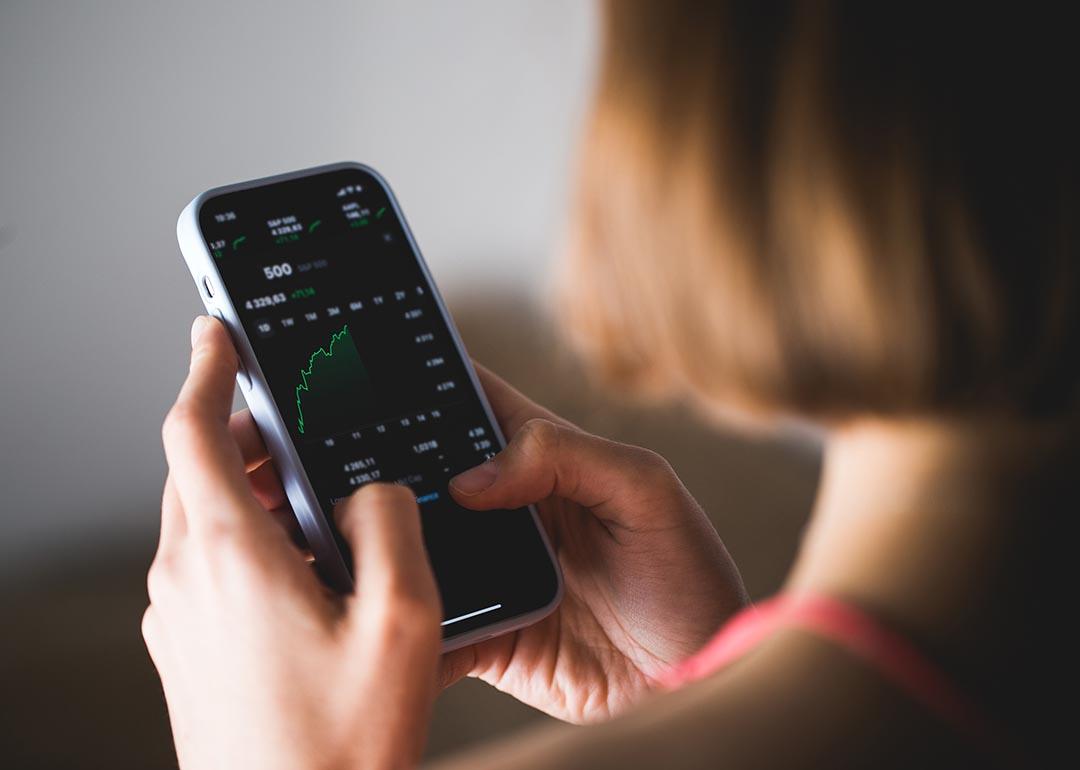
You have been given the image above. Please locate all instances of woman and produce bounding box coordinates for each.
[143,2,1076,768]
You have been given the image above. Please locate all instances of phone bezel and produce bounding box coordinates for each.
[176,161,563,652]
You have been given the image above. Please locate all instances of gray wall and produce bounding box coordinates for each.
[0,1,597,575]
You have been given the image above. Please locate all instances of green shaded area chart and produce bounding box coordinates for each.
[295,325,373,435]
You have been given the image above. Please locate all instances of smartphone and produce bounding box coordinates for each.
[176,162,562,650]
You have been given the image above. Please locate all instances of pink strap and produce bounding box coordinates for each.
[661,594,1017,760]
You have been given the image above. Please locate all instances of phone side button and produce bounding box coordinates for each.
[209,309,252,391]
[235,360,253,392]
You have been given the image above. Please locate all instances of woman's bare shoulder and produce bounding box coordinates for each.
[430,630,979,770]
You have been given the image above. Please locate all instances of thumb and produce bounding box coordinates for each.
[333,483,442,768]
[448,418,686,531]
[334,484,441,629]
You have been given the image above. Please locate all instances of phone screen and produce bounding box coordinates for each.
[197,167,558,636]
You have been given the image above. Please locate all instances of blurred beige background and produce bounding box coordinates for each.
[0,2,820,767]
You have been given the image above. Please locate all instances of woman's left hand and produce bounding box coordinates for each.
[143,316,442,770]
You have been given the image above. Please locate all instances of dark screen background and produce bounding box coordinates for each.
[198,167,558,636]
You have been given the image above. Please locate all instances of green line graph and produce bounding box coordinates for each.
[294,324,372,435]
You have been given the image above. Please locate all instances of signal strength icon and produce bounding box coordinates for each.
[336,184,363,198]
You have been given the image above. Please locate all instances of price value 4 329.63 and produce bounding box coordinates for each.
[245,293,287,310]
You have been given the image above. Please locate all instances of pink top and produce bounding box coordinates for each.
[661,594,1019,763]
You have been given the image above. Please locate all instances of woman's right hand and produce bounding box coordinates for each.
[441,366,748,724]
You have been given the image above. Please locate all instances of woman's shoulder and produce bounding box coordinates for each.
[433,629,981,770]
[675,627,983,769]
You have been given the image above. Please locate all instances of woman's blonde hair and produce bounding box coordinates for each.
[561,1,1078,419]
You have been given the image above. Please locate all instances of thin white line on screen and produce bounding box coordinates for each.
[441,603,503,627]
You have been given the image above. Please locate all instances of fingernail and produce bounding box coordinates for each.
[450,460,498,496]
[190,315,210,347]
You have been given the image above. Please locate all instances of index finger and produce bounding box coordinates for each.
[472,361,577,437]
[162,317,260,535]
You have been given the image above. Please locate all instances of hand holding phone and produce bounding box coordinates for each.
[147,316,441,770]
[440,367,749,724]
[177,163,561,651]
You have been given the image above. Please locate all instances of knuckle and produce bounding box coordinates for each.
[145,558,176,606]
[627,445,683,495]
[161,401,202,447]
[200,525,266,576]
[193,513,242,544]
[517,418,562,457]
[196,531,273,595]
[181,516,269,577]
[140,605,159,646]
[439,650,471,689]
[632,446,675,477]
